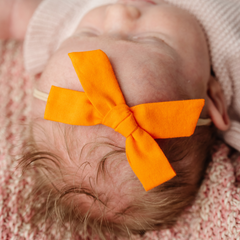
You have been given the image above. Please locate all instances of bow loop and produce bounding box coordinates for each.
[102,104,138,138]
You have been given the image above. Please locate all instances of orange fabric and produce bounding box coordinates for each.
[44,50,205,191]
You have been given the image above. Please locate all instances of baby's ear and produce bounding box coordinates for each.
[206,76,230,131]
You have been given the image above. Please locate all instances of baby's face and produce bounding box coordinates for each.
[32,0,211,198]
[36,0,211,111]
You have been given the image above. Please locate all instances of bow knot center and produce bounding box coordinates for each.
[102,104,138,138]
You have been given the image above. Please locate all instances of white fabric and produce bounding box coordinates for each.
[164,0,240,151]
[23,0,116,74]
[24,0,240,151]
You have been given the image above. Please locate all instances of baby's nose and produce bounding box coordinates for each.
[103,4,140,37]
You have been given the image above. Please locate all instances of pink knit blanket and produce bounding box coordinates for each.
[0,40,239,240]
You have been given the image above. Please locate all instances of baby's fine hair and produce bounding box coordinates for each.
[18,122,216,240]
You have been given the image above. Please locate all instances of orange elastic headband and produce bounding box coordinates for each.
[34,50,211,191]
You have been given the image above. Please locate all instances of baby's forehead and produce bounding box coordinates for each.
[34,41,189,159]
[39,43,185,111]
[109,50,183,106]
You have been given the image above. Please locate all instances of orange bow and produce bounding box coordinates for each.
[44,50,205,191]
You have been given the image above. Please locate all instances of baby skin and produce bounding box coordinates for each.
[1,0,230,238]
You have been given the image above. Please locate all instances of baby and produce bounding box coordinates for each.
[2,0,240,239]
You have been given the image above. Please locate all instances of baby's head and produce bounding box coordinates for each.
[20,0,230,238]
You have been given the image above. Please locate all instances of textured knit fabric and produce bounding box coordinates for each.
[24,0,240,152]
[0,41,240,239]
